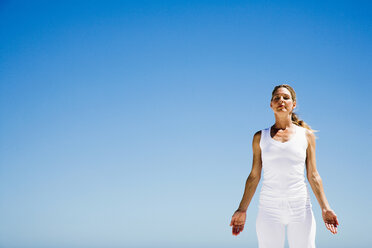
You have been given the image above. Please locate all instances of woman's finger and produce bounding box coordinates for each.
[328,223,337,234]
[233,226,239,235]
[328,224,333,233]
[232,224,244,236]
[326,223,332,232]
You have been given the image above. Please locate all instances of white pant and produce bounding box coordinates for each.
[256,198,316,248]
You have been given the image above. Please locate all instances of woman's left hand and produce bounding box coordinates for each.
[322,209,339,234]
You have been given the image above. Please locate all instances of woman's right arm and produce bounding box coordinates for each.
[230,131,263,236]
[237,130,263,211]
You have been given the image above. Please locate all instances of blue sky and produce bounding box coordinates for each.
[0,1,371,248]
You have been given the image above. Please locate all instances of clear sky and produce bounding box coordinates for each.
[0,1,371,248]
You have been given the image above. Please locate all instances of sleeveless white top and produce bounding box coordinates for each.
[259,125,311,206]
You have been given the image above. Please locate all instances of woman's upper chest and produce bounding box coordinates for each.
[270,126,297,143]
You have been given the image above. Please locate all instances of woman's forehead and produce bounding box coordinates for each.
[273,88,291,96]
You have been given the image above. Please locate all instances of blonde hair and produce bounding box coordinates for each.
[271,84,317,133]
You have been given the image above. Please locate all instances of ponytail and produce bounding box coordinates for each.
[291,112,317,134]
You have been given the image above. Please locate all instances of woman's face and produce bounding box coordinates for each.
[270,87,296,114]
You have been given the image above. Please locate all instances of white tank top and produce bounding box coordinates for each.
[259,124,311,204]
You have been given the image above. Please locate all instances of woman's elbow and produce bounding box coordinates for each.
[307,171,321,183]
[248,172,261,184]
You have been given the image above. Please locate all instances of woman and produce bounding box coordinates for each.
[230,84,339,248]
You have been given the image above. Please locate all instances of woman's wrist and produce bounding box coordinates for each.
[322,206,332,212]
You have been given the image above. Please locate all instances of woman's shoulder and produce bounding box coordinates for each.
[253,130,263,142]
[254,128,268,137]
[253,126,272,140]
[296,124,312,134]
[253,128,269,144]
[252,130,263,151]
[253,130,261,139]
[299,126,316,145]
[255,127,270,135]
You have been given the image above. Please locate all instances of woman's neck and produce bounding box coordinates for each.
[273,114,293,130]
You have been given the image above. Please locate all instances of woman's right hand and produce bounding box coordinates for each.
[230,210,247,236]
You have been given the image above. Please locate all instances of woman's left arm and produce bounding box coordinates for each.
[306,130,339,234]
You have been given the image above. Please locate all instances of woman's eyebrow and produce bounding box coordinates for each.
[273,93,291,97]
